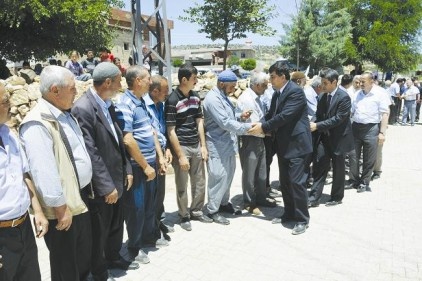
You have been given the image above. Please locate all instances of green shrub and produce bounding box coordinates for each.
[172,58,184,67]
[240,58,256,71]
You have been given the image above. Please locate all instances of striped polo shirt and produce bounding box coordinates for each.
[115,89,156,165]
[165,88,202,146]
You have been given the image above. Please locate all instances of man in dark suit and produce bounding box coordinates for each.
[72,62,138,281]
[249,61,313,235]
[308,68,354,207]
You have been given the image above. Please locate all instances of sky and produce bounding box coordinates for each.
[123,0,301,46]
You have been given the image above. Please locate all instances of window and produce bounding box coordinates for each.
[124,43,129,50]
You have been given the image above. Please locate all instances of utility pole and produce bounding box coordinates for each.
[295,0,300,71]
[131,0,172,88]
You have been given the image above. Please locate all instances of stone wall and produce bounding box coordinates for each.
[1,70,250,134]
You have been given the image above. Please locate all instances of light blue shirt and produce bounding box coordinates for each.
[203,86,251,157]
[20,99,93,207]
[143,93,167,149]
[90,87,119,142]
[260,87,275,114]
[304,86,318,121]
[0,125,30,220]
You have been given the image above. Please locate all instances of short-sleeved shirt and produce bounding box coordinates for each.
[0,125,30,220]
[115,90,156,165]
[165,88,202,147]
[144,94,166,149]
[352,85,390,124]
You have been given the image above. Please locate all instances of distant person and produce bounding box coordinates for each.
[22,61,32,70]
[34,63,43,75]
[291,71,306,88]
[65,50,91,81]
[99,47,114,63]
[81,49,99,75]
[0,59,12,79]
[230,65,242,78]
[57,60,63,67]
[113,57,127,76]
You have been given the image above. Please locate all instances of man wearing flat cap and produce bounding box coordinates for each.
[203,69,254,225]
[72,62,138,280]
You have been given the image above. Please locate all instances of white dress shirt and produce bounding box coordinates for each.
[352,85,390,124]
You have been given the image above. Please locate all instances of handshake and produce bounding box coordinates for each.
[248,122,265,137]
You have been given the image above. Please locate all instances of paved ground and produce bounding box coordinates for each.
[37,123,422,281]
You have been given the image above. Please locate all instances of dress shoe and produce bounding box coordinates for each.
[257,198,277,208]
[308,200,320,208]
[325,200,342,207]
[208,213,230,225]
[180,217,192,231]
[357,184,367,193]
[159,222,175,233]
[271,215,294,224]
[371,173,380,180]
[109,257,140,270]
[219,203,241,215]
[191,213,213,223]
[292,223,309,235]
[245,206,262,215]
[345,180,358,189]
[134,249,150,264]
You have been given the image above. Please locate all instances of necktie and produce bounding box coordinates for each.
[326,94,332,113]
[274,91,281,116]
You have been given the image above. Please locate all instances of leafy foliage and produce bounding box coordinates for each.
[240,58,256,71]
[0,0,123,61]
[181,0,275,69]
[227,55,240,68]
[279,0,352,71]
[172,58,184,67]
[333,0,422,72]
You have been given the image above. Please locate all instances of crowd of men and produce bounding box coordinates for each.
[0,58,420,281]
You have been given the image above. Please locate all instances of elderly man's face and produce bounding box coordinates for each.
[360,75,374,93]
[157,80,169,102]
[137,74,152,95]
[221,81,237,95]
[0,85,10,124]
[55,78,77,111]
[108,74,122,98]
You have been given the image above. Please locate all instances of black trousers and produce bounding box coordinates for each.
[389,98,398,124]
[0,215,41,281]
[278,154,311,224]
[264,136,277,189]
[89,198,124,280]
[350,123,379,186]
[309,140,346,202]
[44,189,92,281]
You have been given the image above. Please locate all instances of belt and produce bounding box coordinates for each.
[0,212,27,228]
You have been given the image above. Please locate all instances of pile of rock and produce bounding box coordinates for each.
[2,71,249,133]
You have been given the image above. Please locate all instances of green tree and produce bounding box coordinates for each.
[172,58,184,67]
[240,58,256,71]
[279,0,352,71]
[0,0,123,61]
[181,0,275,69]
[333,0,422,72]
[227,55,240,68]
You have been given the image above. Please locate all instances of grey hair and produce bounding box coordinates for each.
[352,75,361,82]
[249,71,268,86]
[310,76,322,88]
[149,75,167,92]
[126,65,149,88]
[39,66,74,96]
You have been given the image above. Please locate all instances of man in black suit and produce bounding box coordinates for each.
[72,62,138,281]
[249,61,313,235]
[308,68,354,207]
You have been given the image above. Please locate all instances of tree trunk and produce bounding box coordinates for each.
[223,40,229,70]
